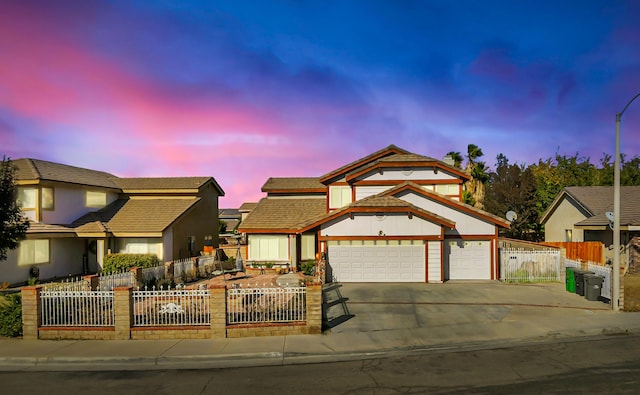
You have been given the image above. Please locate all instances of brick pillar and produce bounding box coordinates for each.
[21,286,42,340]
[83,274,99,291]
[113,287,133,340]
[130,267,142,289]
[305,283,322,334]
[209,284,226,338]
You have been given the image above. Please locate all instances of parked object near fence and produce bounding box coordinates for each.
[500,249,562,283]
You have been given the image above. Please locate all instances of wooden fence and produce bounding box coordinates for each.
[541,241,604,264]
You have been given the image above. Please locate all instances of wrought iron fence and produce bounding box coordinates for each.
[40,277,86,291]
[132,287,210,326]
[40,290,114,326]
[227,286,306,324]
[99,270,132,290]
[500,249,562,283]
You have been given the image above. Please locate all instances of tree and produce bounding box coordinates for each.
[484,154,542,241]
[445,151,464,168]
[218,219,228,234]
[0,157,29,261]
[463,144,489,209]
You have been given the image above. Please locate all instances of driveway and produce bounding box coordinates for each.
[323,282,610,333]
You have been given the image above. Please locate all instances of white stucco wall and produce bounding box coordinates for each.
[397,191,495,235]
[321,213,442,237]
[41,187,119,224]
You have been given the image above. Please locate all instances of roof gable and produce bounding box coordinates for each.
[319,145,410,184]
[384,182,511,228]
[344,153,469,183]
[261,177,325,194]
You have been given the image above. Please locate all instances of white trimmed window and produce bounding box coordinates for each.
[249,235,288,261]
[18,239,50,266]
[41,187,54,210]
[17,187,37,209]
[435,184,459,195]
[86,191,107,208]
[329,186,351,209]
[301,234,316,260]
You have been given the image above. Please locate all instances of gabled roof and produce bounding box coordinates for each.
[297,195,456,233]
[72,198,201,235]
[237,198,327,233]
[383,182,511,228]
[319,145,410,184]
[344,153,469,183]
[261,177,325,193]
[114,177,224,196]
[12,158,119,189]
[540,186,640,226]
[239,202,258,212]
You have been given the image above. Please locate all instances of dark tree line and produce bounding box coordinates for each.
[452,145,640,241]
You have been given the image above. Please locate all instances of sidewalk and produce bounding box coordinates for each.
[2,282,640,371]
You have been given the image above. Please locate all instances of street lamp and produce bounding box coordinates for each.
[613,92,640,311]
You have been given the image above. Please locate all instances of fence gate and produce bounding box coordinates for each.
[500,249,562,283]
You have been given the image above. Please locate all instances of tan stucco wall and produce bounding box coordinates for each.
[544,198,589,242]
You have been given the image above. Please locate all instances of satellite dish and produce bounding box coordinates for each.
[506,211,517,222]
[605,211,614,223]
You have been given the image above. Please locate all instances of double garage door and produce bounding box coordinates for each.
[327,241,425,282]
[327,239,492,282]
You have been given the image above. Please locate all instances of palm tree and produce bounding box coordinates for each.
[463,144,488,209]
[445,151,464,168]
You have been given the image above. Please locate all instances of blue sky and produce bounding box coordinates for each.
[1,0,639,206]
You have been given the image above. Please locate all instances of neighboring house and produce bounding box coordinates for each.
[4,158,224,285]
[239,145,510,283]
[541,186,640,272]
[219,208,241,232]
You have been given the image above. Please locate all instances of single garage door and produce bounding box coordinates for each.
[446,239,491,280]
[327,241,425,282]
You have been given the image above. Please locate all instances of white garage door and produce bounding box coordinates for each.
[327,241,425,282]
[446,240,491,280]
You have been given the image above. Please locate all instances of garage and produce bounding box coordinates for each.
[327,240,425,282]
[446,239,491,280]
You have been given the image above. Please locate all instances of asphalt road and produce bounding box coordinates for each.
[3,334,640,394]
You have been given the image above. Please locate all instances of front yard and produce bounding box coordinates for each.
[624,273,640,312]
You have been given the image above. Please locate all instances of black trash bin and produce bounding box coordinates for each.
[584,274,604,301]
[574,269,594,296]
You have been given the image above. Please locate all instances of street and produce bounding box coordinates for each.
[2,333,640,394]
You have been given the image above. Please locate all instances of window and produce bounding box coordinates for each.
[249,235,288,260]
[435,184,459,195]
[41,187,54,210]
[301,234,316,260]
[86,191,107,208]
[329,186,351,209]
[18,239,50,266]
[17,187,37,209]
[565,229,573,242]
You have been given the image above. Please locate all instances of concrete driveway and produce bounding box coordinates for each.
[323,281,610,333]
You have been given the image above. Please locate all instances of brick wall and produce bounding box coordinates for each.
[21,283,323,340]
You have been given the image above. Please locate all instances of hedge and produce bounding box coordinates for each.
[103,254,161,273]
[0,293,22,337]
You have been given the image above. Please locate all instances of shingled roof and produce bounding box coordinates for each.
[72,198,201,235]
[319,144,410,183]
[238,198,327,233]
[262,177,325,193]
[12,158,119,189]
[114,177,224,195]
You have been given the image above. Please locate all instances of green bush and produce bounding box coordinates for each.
[301,260,316,276]
[0,293,22,337]
[103,254,160,273]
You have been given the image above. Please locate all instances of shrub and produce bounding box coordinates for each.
[103,254,160,273]
[301,260,316,276]
[0,293,22,337]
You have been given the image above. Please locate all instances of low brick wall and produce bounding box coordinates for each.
[21,284,322,340]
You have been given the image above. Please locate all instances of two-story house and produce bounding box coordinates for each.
[4,158,224,286]
[238,145,509,283]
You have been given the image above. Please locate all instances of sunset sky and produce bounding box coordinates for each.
[2,1,640,207]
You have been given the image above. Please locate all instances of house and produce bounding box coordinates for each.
[4,158,224,286]
[238,145,510,282]
[540,186,640,272]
